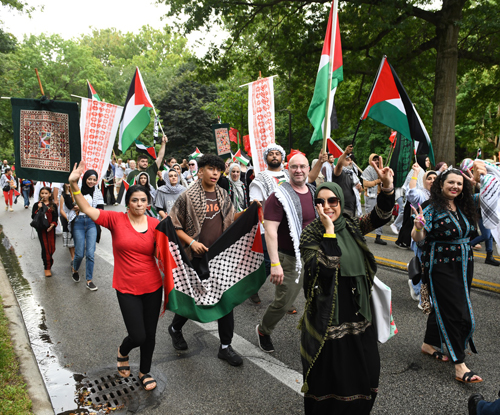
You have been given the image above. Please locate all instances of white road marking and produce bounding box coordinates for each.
[95,245,304,395]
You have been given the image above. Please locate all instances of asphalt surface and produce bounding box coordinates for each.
[1,202,499,414]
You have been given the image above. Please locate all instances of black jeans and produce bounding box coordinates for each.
[116,287,162,374]
[171,310,234,346]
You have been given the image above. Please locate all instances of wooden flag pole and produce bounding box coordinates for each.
[35,68,45,96]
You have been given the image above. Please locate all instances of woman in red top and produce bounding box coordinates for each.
[32,186,58,277]
[69,161,162,391]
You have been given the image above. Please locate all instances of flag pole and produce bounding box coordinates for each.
[322,0,339,154]
[352,55,387,147]
[35,69,45,96]
[151,107,166,137]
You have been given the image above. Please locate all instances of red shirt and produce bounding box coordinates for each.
[95,210,162,295]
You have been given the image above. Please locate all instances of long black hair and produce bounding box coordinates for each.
[38,186,56,212]
[429,168,477,224]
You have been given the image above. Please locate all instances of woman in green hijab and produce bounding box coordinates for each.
[299,160,395,414]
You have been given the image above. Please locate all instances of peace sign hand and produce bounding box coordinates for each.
[411,204,426,231]
[371,159,394,189]
[69,161,86,184]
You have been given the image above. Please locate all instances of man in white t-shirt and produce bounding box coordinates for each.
[114,158,125,200]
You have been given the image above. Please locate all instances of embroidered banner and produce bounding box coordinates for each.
[211,123,231,159]
[248,77,276,174]
[11,97,81,182]
[80,98,123,180]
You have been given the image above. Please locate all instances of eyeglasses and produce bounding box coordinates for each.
[189,163,195,166]
[289,164,309,171]
[314,197,340,207]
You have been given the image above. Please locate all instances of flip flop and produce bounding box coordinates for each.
[117,353,130,378]
[421,349,449,362]
[455,371,483,384]
[139,373,157,391]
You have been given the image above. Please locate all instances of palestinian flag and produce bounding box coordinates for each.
[87,81,101,101]
[117,176,132,206]
[308,0,343,145]
[233,149,250,166]
[360,56,435,164]
[189,147,203,160]
[118,67,154,153]
[477,148,482,159]
[389,132,414,188]
[155,203,267,322]
[326,137,343,158]
[135,139,157,160]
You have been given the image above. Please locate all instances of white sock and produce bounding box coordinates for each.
[221,344,229,349]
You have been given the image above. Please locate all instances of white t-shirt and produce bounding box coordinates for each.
[115,164,125,179]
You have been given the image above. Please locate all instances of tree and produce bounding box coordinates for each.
[158,0,500,164]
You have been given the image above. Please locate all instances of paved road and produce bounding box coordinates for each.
[1,203,499,414]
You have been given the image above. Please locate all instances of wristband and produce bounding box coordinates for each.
[189,239,195,247]
[323,233,337,238]
[381,186,394,193]
[411,176,418,180]
[414,227,422,232]
[72,190,81,195]
[271,262,281,267]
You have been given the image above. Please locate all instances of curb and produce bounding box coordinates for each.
[0,260,54,414]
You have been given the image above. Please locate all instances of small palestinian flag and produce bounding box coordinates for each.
[233,149,250,166]
[117,177,131,206]
[155,203,267,322]
[135,139,157,160]
[189,147,203,160]
[477,148,482,159]
[87,80,101,101]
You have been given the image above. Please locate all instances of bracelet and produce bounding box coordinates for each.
[414,227,422,232]
[271,262,281,267]
[189,239,195,247]
[72,190,81,195]
[381,186,394,193]
[411,176,418,180]
[323,233,337,238]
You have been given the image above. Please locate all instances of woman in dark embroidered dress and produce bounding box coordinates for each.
[299,160,394,414]
[412,162,486,384]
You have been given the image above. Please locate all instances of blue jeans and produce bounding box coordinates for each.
[22,188,30,207]
[470,218,493,252]
[478,399,500,415]
[72,215,97,281]
[393,195,404,230]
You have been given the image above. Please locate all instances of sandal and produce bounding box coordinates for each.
[455,371,483,384]
[139,373,157,391]
[117,351,130,378]
[421,349,449,362]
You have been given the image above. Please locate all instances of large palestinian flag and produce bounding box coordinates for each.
[155,203,267,322]
[361,56,435,164]
[308,0,343,145]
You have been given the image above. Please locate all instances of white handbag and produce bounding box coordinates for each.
[371,276,397,343]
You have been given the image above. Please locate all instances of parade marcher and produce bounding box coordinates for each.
[126,134,168,189]
[1,168,16,211]
[124,160,136,177]
[182,159,198,185]
[72,169,104,290]
[167,154,256,366]
[1,160,10,175]
[69,161,162,391]
[331,145,359,217]
[171,163,189,188]
[299,158,395,414]
[256,154,317,353]
[32,186,58,277]
[227,163,248,212]
[59,183,76,271]
[468,392,500,415]
[155,169,186,219]
[311,159,325,186]
[135,172,157,218]
[114,158,125,200]
[20,178,33,209]
[103,163,116,205]
[362,153,387,245]
[411,162,487,384]
[320,153,335,182]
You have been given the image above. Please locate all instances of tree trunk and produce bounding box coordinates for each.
[431,0,466,166]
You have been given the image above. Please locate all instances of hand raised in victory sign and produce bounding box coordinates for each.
[370,158,394,190]
[69,161,86,184]
[411,203,426,231]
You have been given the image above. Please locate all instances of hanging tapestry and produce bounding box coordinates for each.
[211,123,231,159]
[11,97,81,182]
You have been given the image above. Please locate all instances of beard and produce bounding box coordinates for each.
[267,159,282,169]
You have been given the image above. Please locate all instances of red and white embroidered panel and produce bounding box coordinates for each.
[80,98,123,180]
[215,127,231,156]
[19,110,71,172]
[248,77,275,174]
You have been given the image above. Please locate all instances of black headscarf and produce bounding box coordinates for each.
[81,170,98,196]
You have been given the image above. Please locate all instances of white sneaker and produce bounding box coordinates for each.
[408,279,420,301]
[9,207,13,212]
[5,206,8,211]
[390,223,399,235]
[418,303,423,310]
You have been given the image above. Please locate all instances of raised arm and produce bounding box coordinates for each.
[68,161,101,222]
[155,134,168,169]
[308,149,328,183]
[334,144,353,177]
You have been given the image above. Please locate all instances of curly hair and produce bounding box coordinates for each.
[429,168,477,225]
[197,154,225,171]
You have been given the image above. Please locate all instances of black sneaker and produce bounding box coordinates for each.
[375,236,387,245]
[250,293,261,304]
[72,272,80,283]
[86,281,98,291]
[168,324,188,350]
[395,241,409,249]
[217,345,243,366]
[256,325,275,352]
[468,393,484,415]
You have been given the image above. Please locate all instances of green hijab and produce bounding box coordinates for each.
[315,182,366,277]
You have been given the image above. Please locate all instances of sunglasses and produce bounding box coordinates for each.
[189,163,195,166]
[314,197,340,207]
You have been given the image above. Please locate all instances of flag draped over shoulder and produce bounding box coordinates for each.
[155,203,267,322]
[308,0,343,145]
[361,56,435,164]
[119,67,153,153]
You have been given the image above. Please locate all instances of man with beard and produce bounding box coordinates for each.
[126,135,168,189]
[321,153,335,182]
[255,153,317,352]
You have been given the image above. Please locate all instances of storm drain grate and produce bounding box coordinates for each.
[71,367,166,414]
